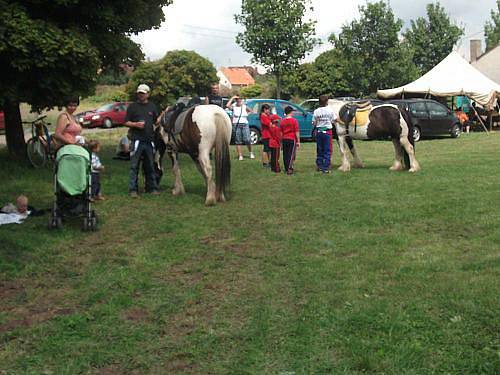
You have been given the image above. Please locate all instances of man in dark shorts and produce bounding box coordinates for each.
[204,84,223,107]
[124,84,160,197]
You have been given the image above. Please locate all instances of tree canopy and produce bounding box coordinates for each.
[404,2,464,74]
[328,1,418,97]
[0,0,172,158]
[235,0,319,98]
[126,50,218,108]
[485,0,500,51]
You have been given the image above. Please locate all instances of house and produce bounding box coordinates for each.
[470,40,500,85]
[217,67,256,91]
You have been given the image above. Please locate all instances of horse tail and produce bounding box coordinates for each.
[400,108,414,170]
[214,112,231,199]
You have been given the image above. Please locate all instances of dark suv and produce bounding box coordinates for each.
[389,99,461,141]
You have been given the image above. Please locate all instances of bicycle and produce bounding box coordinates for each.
[24,115,55,167]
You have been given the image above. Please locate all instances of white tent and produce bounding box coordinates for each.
[377,51,500,109]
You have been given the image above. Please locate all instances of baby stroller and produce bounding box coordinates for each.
[48,145,98,231]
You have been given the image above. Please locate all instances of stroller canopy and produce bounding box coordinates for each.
[56,145,90,196]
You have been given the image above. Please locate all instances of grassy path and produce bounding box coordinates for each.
[1,133,499,373]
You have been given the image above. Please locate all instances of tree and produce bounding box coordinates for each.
[235,0,320,98]
[240,84,263,98]
[404,2,464,74]
[485,0,500,51]
[126,50,218,108]
[329,1,418,96]
[0,0,172,159]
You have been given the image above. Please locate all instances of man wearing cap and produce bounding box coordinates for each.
[124,84,160,197]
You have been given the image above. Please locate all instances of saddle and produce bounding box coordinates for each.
[339,100,373,129]
[352,101,372,127]
[160,103,193,136]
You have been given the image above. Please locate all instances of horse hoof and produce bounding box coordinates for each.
[205,199,216,206]
[390,165,403,171]
[172,188,185,196]
[353,162,364,168]
[338,166,350,172]
[409,167,420,173]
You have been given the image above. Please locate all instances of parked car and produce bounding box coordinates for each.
[243,99,314,144]
[0,111,4,130]
[300,97,359,113]
[388,99,461,141]
[77,102,131,128]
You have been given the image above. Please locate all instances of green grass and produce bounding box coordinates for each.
[1,133,499,374]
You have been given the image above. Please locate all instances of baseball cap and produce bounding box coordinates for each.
[137,84,150,94]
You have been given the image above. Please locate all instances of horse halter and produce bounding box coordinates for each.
[339,103,356,125]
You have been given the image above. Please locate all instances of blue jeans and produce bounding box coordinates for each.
[129,141,158,193]
[316,130,332,171]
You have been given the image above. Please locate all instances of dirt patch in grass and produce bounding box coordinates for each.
[0,306,75,334]
[122,307,151,323]
[0,281,25,310]
[94,365,142,375]
[0,285,75,334]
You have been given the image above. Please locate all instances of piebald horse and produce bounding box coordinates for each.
[155,103,231,205]
[329,100,421,173]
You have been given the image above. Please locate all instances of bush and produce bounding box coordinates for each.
[240,84,263,98]
[85,85,129,103]
[127,50,218,107]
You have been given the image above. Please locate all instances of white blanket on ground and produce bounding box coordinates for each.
[0,212,28,225]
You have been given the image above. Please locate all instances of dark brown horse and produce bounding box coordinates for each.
[155,103,232,205]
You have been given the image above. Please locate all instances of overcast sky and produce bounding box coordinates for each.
[133,0,496,68]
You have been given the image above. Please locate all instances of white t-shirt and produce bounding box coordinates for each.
[313,106,336,131]
[232,104,249,125]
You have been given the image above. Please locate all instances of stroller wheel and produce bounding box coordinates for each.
[82,217,89,232]
[91,216,98,231]
[48,212,62,230]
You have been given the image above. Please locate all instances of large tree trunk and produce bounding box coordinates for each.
[275,72,281,99]
[4,100,26,160]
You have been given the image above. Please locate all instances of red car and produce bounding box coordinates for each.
[0,111,5,130]
[77,102,130,128]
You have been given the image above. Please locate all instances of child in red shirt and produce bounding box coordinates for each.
[280,106,300,174]
[269,114,281,174]
[259,104,272,167]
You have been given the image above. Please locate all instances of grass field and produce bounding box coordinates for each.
[0,132,499,374]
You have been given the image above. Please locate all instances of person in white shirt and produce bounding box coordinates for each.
[226,95,254,161]
[312,95,337,173]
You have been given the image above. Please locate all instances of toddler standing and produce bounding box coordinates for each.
[269,114,282,174]
[88,140,105,201]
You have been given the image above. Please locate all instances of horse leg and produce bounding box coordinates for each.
[390,138,404,171]
[196,151,217,206]
[337,135,351,172]
[169,150,185,195]
[346,136,363,168]
[400,137,421,173]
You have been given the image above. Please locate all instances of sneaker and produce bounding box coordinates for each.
[150,190,161,196]
[249,152,255,159]
[129,191,139,198]
[238,155,244,161]
[321,170,330,174]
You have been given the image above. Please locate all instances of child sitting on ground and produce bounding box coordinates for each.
[269,114,282,174]
[88,140,105,201]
